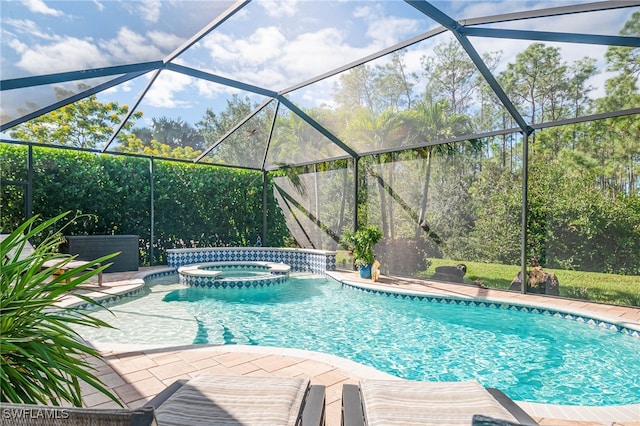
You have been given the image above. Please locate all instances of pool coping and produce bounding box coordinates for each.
[70,267,640,423]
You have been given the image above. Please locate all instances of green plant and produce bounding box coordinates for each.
[1,212,120,406]
[340,226,383,267]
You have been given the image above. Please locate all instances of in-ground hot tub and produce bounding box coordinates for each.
[167,247,337,274]
[178,261,291,288]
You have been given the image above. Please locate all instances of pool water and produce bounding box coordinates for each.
[207,268,272,278]
[74,275,640,406]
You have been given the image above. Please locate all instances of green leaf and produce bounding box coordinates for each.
[1,213,121,407]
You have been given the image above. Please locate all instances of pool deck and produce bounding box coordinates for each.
[71,267,640,426]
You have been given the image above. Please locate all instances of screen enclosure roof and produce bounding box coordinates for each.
[1,0,639,171]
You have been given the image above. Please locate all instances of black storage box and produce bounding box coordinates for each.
[62,235,139,272]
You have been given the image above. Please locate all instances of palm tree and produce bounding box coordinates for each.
[344,107,407,238]
[404,100,477,239]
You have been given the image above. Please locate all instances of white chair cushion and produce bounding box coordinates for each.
[155,375,309,426]
[360,379,519,426]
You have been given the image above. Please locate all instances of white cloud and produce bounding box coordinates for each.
[147,30,184,53]
[235,27,287,65]
[194,78,230,99]
[138,0,162,23]
[366,16,421,48]
[295,78,337,109]
[258,0,298,18]
[21,0,63,16]
[353,5,374,20]
[202,32,239,63]
[4,21,173,76]
[200,27,288,85]
[7,38,29,55]
[402,47,429,78]
[281,28,361,80]
[200,24,374,92]
[101,80,134,96]
[353,3,422,49]
[144,70,192,108]
[92,0,105,12]
[16,37,106,74]
[4,18,60,41]
[99,27,164,63]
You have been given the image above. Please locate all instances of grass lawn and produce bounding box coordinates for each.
[336,250,639,307]
[423,258,640,307]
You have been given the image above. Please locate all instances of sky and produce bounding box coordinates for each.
[1,0,636,132]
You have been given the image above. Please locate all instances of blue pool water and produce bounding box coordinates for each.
[75,275,640,406]
[206,268,271,278]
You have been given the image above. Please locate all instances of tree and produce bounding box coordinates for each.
[334,51,417,114]
[422,38,500,116]
[9,92,142,149]
[143,117,205,150]
[343,108,407,238]
[333,65,377,111]
[404,100,476,239]
[589,11,640,194]
[196,94,268,166]
[500,43,566,127]
[605,11,640,83]
[467,160,522,264]
[499,42,600,167]
[123,116,206,160]
[372,51,418,112]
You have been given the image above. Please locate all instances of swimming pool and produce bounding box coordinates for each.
[178,262,291,288]
[73,274,640,406]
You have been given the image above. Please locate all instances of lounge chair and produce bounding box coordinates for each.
[341,379,538,426]
[0,375,326,426]
[1,234,103,286]
[146,374,326,426]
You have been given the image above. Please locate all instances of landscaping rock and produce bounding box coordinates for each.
[432,264,467,283]
[510,266,560,296]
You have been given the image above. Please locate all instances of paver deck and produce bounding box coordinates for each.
[74,267,639,426]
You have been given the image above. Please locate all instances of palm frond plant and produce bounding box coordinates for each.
[1,212,120,407]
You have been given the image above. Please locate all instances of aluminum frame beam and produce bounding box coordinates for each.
[406,0,533,135]
[0,61,162,91]
[261,101,280,171]
[461,27,640,48]
[1,70,150,132]
[460,1,640,26]
[166,63,278,98]
[163,0,250,64]
[102,69,163,152]
[195,98,274,163]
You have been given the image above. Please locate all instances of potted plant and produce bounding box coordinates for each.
[1,212,119,407]
[340,225,383,279]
